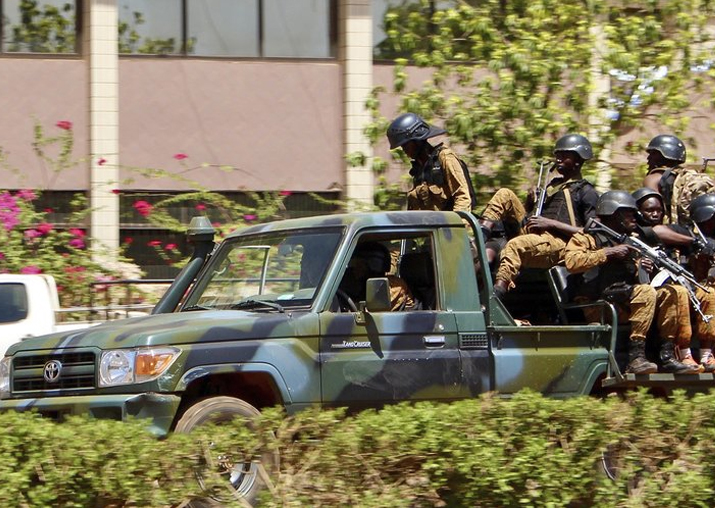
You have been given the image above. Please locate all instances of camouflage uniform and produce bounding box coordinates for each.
[649,166,715,226]
[407,146,472,213]
[387,275,415,311]
[484,179,598,288]
[564,231,690,346]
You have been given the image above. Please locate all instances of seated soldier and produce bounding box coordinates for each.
[480,134,599,299]
[564,190,701,374]
[338,242,414,311]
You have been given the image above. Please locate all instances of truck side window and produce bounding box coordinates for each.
[0,284,28,323]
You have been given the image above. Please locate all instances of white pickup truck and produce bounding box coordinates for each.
[0,274,159,357]
[0,274,101,357]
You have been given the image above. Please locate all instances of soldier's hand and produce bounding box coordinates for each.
[604,245,632,260]
[525,216,555,234]
[640,257,655,274]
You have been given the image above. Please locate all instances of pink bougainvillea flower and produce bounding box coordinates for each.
[56,120,73,130]
[98,157,107,166]
[244,214,256,222]
[0,253,5,260]
[20,265,42,274]
[148,240,162,247]
[124,237,134,245]
[173,153,188,160]
[133,200,153,217]
[279,190,292,196]
[24,229,41,239]
[0,192,20,231]
[44,207,54,213]
[16,189,36,201]
[165,243,177,250]
[68,238,85,249]
[111,189,121,194]
[195,203,206,211]
[36,222,53,235]
[69,228,86,238]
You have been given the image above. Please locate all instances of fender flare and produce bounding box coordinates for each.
[176,362,293,405]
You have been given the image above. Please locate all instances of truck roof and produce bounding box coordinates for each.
[228,210,466,239]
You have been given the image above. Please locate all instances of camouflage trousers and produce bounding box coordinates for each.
[495,232,565,287]
[621,284,692,345]
[481,188,526,230]
[694,285,715,345]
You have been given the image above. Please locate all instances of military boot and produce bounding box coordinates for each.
[659,340,702,374]
[625,340,657,374]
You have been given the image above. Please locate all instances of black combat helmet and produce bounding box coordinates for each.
[646,134,686,163]
[386,113,446,149]
[596,190,638,217]
[689,193,715,224]
[632,187,663,207]
[353,242,391,274]
[554,134,593,161]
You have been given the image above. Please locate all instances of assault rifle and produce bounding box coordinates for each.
[584,218,713,323]
[533,160,556,217]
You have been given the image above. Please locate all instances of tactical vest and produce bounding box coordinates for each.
[582,231,638,294]
[539,179,591,226]
[410,145,477,210]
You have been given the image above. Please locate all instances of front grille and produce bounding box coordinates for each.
[12,351,96,393]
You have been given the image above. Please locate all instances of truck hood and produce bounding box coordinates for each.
[6,310,316,354]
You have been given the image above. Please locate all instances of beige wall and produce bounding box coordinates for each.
[0,59,90,189]
[0,58,343,193]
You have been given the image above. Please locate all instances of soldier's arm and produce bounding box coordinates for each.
[440,150,472,213]
[564,232,608,273]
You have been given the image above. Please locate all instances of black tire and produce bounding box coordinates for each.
[176,396,276,507]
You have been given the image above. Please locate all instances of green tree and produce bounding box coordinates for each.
[366,0,715,204]
[6,0,76,53]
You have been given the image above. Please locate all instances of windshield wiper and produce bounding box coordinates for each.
[231,298,285,313]
[182,304,214,311]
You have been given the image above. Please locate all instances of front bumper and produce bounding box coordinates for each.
[0,393,182,436]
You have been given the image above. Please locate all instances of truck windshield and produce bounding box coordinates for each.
[183,228,344,311]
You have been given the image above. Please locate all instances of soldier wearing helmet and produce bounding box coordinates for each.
[565,191,701,374]
[681,193,715,372]
[642,134,715,225]
[337,241,414,312]
[386,113,474,213]
[632,187,665,227]
[480,134,599,299]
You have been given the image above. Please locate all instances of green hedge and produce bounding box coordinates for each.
[2,390,715,507]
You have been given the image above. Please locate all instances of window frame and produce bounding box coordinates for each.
[0,0,82,56]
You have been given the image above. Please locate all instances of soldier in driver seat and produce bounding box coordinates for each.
[338,242,414,312]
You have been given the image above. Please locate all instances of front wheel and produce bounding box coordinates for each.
[175,396,276,506]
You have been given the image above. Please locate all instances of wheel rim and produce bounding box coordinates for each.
[199,443,261,501]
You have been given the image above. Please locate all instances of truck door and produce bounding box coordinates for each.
[319,233,462,407]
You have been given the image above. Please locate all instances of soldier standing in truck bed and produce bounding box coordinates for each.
[386,113,475,214]
[479,134,599,299]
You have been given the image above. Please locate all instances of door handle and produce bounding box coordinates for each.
[423,335,445,348]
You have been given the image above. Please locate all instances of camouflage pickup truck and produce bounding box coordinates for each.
[0,210,709,503]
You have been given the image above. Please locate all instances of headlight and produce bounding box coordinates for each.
[0,357,10,396]
[99,347,181,387]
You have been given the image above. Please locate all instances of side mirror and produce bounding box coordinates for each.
[365,277,391,313]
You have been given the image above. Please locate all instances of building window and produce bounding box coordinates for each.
[0,0,79,54]
[119,0,336,58]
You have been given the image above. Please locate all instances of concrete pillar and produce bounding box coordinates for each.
[85,0,120,258]
[589,19,612,193]
[340,0,374,209]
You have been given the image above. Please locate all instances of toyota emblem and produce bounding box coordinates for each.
[43,360,62,383]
